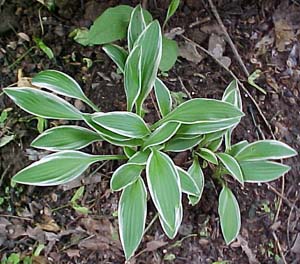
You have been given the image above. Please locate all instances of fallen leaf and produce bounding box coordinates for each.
[17,32,30,42]
[179,41,204,64]
[208,33,231,68]
[291,233,300,254]
[65,249,81,258]
[36,216,60,232]
[79,237,110,251]
[236,235,259,264]
[145,240,168,252]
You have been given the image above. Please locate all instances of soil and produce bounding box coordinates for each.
[0,0,300,263]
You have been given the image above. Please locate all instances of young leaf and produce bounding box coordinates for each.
[92,112,150,138]
[217,153,244,185]
[127,150,151,165]
[146,150,181,231]
[239,161,290,183]
[134,21,162,114]
[159,204,182,239]
[188,158,204,206]
[218,186,241,244]
[4,88,82,120]
[154,98,244,128]
[110,163,144,191]
[176,167,200,196]
[235,140,297,161]
[119,178,147,260]
[143,122,180,149]
[197,148,218,165]
[227,140,248,157]
[164,135,203,152]
[222,80,242,111]
[31,125,102,151]
[12,151,125,186]
[102,44,128,73]
[128,5,146,51]
[159,37,178,72]
[176,117,241,135]
[123,146,136,158]
[32,70,98,111]
[222,80,242,150]
[33,36,54,59]
[124,45,141,111]
[248,70,266,94]
[163,0,180,27]
[154,78,172,117]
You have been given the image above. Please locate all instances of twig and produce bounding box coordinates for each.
[150,91,162,119]
[265,183,300,214]
[207,0,250,77]
[178,76,192,99]
[274,175,284,223]
[0,214,32,221]
[143,213,158,235]
[272,231,288,264]
[180,35,275,139]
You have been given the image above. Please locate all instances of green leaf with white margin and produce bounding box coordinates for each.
[92,112,150,138]
[102,44,128,73]
[227,140,248,157]
[164,134,203,152]
[110,163,144,191]
[163,0,180,27]
[31,125,102,151]
[222,80,242,150]
[124,45,141,111]
[128,5,146,51]
[218,186,241,244]
[32,70,98,111]
[239,161,290,183]
[146,150,181,231]
[206,137,223,152]
[12,151,125,186]
[143,122,180,149]
[217,153,244,185]
[134,20,162,114]
[188,158,204,206]
[197,148,218,165]
[127,149,150,165]
[83,114,143,146]
[176,117,241,135]
[235,140,297,161]
[159,37,178,72]
[4,88,82,120]
[154,78,172,117]
[123,146,136,158]
[153,98,244,128]
[176,167,200,196]
[119,178,147,260]
[159,204,182,239]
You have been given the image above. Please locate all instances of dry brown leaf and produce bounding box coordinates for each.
[179,41,204,64]
[79,237,110,251]
[65,249,81,258]
[17,32,30,42]
[36,216,60,232]
[145,240,168,252]
[273,1,300,51]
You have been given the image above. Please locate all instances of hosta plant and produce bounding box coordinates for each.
[4,5,297,260]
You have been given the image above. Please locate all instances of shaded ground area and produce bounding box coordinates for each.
[0,0,299,263]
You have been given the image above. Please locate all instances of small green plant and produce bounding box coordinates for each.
[70,1,180,72]
[4,5,297,261]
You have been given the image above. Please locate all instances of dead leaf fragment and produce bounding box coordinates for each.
[179,41,204,64]
[79,237,110,251]
[208,33,231,68]
[145,240,168,252]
